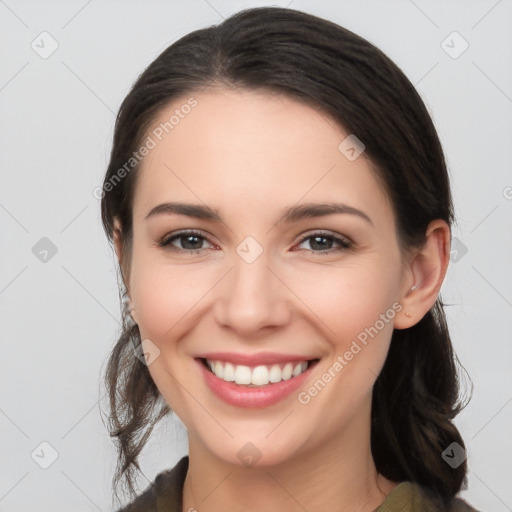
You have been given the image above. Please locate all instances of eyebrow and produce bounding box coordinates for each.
[145,201,373,226]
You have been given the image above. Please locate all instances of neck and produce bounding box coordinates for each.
[182,402,397,512]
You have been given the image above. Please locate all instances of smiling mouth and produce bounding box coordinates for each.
[198,357,320,387]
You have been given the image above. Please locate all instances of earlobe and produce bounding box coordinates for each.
[127,297,138,324]
[394,219,451,330]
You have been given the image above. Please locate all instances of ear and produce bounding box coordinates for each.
[113,218,131,293]
[113,217,124,271]
[394,219,451,329]
[113,218,138,323]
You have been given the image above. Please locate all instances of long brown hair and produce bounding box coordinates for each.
[100,6,470,507]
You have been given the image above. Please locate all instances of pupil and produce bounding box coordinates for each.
[311,236,331,251]
[183,235,202,249]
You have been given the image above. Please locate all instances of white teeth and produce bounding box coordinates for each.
[214,361,224,379]
[251,365,269,386]
[223,362,235,382]
[269,364,282,383]
[282,362,293,381]
[205,359,310,386]
[292,363,303,377]
[234,365,252,385]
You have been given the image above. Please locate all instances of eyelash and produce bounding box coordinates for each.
[159,230,352,255]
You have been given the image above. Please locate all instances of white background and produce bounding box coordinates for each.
[0,0,511,510]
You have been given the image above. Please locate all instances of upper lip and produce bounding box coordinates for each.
[196,351,318,366]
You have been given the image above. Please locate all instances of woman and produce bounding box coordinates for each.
[100,7,479,511]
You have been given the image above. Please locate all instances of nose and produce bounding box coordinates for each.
[213,247,292,338]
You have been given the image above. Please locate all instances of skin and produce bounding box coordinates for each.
[113,88,450,512]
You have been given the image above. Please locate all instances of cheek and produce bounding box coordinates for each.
[131,269,191,339]
[291,259,401,344]
[290,264,401,429]
[129,250,221,342]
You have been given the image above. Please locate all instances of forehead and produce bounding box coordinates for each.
[132,88,392,226]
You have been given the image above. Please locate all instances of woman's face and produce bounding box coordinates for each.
[122,88,411,467]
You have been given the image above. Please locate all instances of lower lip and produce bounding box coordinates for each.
[197,359,316,408]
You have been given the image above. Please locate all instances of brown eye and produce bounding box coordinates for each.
[295,232,352,254]
[159,230,211,253]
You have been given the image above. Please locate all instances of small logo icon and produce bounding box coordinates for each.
[32,237,58,263]
[450,237,468,263]
[236,236,263,264]
[134,339,161,366]
[338,134,365,161]
[441,442,466,469]
[441,32,469,59]
[31,31,59,59]
[31,441,59,469]
[237,442,262,467]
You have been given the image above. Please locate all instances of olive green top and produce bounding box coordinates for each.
[117,456,480,512]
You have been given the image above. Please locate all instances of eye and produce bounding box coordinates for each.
[159,230,214,254]
[294,231,352,254]
[158,230,352,256]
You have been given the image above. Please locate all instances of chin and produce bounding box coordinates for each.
[194,429,310,470]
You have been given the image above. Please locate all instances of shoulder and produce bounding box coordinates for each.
[377,481,481,512]
[115,456,189,512]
